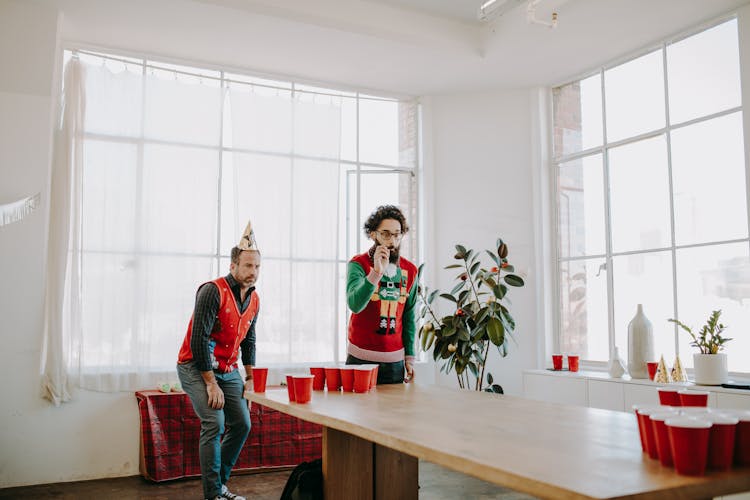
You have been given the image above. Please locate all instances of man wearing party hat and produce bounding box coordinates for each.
[177,221,261,500]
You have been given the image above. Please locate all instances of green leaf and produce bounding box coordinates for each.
[504,274,525,287]
[428,290,439,304]
[456,244,467,256]
[474,306,490,325]
[444,264,463,269]
[452,280,466,294]
[486,250,500,266]
[457,289,470,306]
[502,264,515,273]
[458,327,470,341]
[419,327,431,351]
[418,263,424,277]
[470,261,480,275]
[492,284,507,300]
[487,317,505,346]
[440,293,457,303]
[487,373,494,385]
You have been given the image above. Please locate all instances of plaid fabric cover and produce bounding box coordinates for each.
[136,389,322,482]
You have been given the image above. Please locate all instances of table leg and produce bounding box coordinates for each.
[323,427,373,500]
[374,443,418,500]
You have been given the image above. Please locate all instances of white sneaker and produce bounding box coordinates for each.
[221,485,247,500]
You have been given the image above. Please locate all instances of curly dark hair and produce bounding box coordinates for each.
[363,205,409,236]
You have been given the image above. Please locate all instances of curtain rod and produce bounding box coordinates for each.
[71,49,404,103]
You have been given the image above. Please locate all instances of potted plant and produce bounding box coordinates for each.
[668,310,731,385]
[417,238,525,392]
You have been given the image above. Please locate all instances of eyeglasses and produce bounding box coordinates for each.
[374,230,403,241]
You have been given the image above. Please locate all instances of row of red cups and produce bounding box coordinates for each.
[657,387,710,407]
[634,404,750,475]
[309,365,379,393]
[285,365,380,403]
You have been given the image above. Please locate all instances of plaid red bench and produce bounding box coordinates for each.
[136,389,322,482]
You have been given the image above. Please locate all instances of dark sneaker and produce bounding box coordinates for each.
[221,485,247,500]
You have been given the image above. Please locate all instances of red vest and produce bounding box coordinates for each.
[178,277,259,373]
[347,253,417,354]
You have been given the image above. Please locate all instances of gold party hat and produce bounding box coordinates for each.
[671,355,687,382]
[654,355,670,384]
[237,219,259,251]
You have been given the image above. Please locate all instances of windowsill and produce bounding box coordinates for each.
[524,368,750,395]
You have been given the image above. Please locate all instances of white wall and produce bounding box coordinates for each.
[0,0,141,488]
[420,89,539,396]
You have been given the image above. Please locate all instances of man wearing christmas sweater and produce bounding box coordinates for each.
[346,205,417,384]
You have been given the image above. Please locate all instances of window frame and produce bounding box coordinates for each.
[65,46,421,374]
[549,15,750,375]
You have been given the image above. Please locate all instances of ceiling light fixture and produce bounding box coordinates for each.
[477,0,523,22]
[526,0,558,28]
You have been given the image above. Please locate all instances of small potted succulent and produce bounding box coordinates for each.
[668,310,731,385]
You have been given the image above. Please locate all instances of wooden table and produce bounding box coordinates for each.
[245,384,750,500]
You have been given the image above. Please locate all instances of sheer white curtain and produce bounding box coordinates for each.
[43,53,344,398]
[226,86,341,369]
[43,55,224,396]
[41,58,85,405]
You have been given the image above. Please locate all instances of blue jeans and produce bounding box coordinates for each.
[346,355,405,384]
[177,362,251,499]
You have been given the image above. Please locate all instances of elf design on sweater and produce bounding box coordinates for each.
[371,263,408,334]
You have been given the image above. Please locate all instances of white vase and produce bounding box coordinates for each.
[608,346,626,378]
[693,353,728,385]
[627,304,654,379]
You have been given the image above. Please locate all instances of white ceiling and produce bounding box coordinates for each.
[59,0,750,96]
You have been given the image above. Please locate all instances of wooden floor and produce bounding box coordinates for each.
[0,461,537,499]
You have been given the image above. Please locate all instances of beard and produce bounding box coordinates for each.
[369,242,401,264]
[387,245,400,263]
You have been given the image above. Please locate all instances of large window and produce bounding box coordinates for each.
[552,18,749,373]
[63,50,418,389]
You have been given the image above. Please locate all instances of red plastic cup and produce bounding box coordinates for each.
[309,367,326,391]
[251,367,268,393]
[724,410,750,466]
[353,367,372,393]
[657,387,681,406]
[639,407,670,459]
[650,411,677,466]
[358,364,378,389]
[697,414,739,470]
[285,374,297,402]
[646,362,658,380]
[678,389,709,407]
[666,417,712,476]
[340,367,355,392]
[567,355,579,372]
[551,354,563,370]
[293,375,315,403]
[632,404,652,452]
[324,367,342,391]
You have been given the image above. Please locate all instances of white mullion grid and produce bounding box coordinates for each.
[600,67,616,362]
[662,44,680,357]
[289,83,297,362]
[554,106,743,166]
[132,56,148,354]
[550,99,562,356]
[216,72,226,275]
[355,94,362,256]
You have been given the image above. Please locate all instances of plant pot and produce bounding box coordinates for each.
[692,353,728,385]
